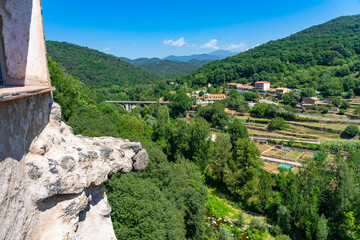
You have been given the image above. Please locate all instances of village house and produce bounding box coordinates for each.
[266,89,277,95]
[201,94,226,101]
[255,81,271,91]
[302,97,323,106]
[237,85,255,93]
[227,83,240,89]
[276,87,291,94]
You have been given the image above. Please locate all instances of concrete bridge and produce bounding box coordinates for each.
[106,101,170,110]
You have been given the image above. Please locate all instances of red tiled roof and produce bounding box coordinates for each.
[227,83,239,86]
[238,86,254,89]
[204,94,226,97]
[266,89,276,92]
[255,81,270,84]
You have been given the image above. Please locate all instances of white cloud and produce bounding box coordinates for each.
[104,47,111,52]
[225,42,247,51]
[246,43,261,51]
[201,39,219,50]
[163,37,186,47]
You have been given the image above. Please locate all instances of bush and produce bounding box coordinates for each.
[344,125,359,138]
[249,219,267,234]
[340,101,351,109]
[236,212,246,228]
[321,140,360,152]
[339,109,346,115]
[216,225,233,240]
[276,234,292,240]
[268,117,288,131]
[322,108,329,114]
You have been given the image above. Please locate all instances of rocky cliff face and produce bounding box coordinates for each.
[0,101,149,240]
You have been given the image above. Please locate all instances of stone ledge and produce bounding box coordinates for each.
[0,86,55,102]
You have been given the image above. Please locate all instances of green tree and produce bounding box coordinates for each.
[252,102,268,117]
[153,105,169,140]
[216,225,234,240]
[228,118,249,144]
[316,215,329,240]
[224,138,263,200]
[169,91,192,118]
[353,105,360,117]
[210,134,232,182]
[283,91,300,107]
[332,98,342,107]
[276,205,291,235]
[268,117,288,131]
[189,117,211,170]
[106,174,186,240]
[301,88,316,97]
[340,101,351,109]
[344,125,359,138]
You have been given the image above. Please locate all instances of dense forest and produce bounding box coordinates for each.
[46,41,165,88]
[135,59,198,77]
[120,57,200,77]
[186,15,360,96]
[48,14,360,240]
[50,54,360,239]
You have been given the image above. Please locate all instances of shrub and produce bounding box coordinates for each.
[236,212,246,228]
[322,108,329,114]
[332,98,342,107]
[339,109,346,115]
[344,125,359,138]
[268,117,288,131]
[321,140,360,152]
[276,234,292,240]
[249,219,267,234]
[340,101,351,109]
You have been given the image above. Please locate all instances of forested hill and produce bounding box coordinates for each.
[46,41,165,88]
[139,60,198,77]
[188,15,360,94]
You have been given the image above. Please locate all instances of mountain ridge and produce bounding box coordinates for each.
[186,14,360,95]
[46,41,165,88]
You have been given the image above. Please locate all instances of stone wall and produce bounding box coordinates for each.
[0,93,52,161]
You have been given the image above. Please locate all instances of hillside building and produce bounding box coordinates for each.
[227,83,240,89]
[302,97,322,106]
[255,81,270,91]
[201,94,226,101]
[237,85,255,93]
[276,88,291,94]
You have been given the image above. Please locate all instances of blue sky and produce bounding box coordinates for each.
[42,0,360,59]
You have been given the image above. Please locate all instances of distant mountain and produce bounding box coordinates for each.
[46,41,165,88]
[120,57,162,66]
[187,59,213,67]
[118,50,238,78]
[164,50,238,62]
[139,60,198,77]
[121,57,205,77]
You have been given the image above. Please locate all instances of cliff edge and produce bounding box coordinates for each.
[0,101,149,240]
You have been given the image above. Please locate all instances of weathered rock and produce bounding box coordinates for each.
[0,102,149,240]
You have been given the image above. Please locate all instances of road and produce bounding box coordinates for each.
[260,156,302,167]
[296,113,360,123]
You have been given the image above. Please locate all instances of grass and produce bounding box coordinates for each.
[285,151,303,161]
[207,189,237,220]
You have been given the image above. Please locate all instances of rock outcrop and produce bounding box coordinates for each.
[0,102,149,240]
